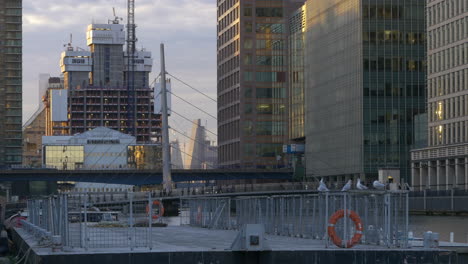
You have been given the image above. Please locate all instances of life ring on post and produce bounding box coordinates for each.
[146,200,165,220]
[327,209,363,248]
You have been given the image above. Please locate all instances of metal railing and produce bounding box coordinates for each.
[181,191,409,248]
[24,192,163,249]
[410,189,468,212]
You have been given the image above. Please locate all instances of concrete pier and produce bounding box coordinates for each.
[12,226,460,264]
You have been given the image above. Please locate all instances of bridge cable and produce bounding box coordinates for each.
[169,91,217,120]
[166,72,217,103]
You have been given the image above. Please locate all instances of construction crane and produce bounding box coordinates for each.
[126,0,137,137]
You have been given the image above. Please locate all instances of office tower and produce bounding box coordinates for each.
[185,119,207,169]
[0,0,22,166]
[217,0,304,169]
[23,76,62,167]
[44,20,160,143]
[305,0,426,182]
[411,0,468,190]
[184,119,218,169]
[171,140,184,169]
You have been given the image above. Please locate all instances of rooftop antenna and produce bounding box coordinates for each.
[63,33,74,51]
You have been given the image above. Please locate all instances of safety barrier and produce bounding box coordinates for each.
[182,191,409,248]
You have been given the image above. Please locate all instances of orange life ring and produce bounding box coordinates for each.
[327,209,363,248]
[146,200,165,220]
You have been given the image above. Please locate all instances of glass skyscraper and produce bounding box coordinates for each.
[0,0,22,166]
[217,0,304,169]
[305,0,426,182]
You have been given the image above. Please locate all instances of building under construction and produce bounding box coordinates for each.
[44,19,160,143]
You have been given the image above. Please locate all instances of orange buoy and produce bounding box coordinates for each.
[327,209,363,248]
[146,200,165,220]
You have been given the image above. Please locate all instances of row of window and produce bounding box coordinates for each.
[363,31,425,45]
[363,132,405,146]
[218,39,239,64]
[4,32,21,39]
[3,40,22,46]
[244,71,287,82]
[219,103,239,122]
[428,43,468,75]
[5,8,21,15]
[427,0,468,27]
[218,141,240,163]
[218,87,239,108]
[218,55,239,78]
[244,121,285,136]
[429,121,468,146]
[244,7,283,18]
[428,17,467,50]
[429,95,468,123]
[428,69,468,99]
[245,103,285,115]
[217,0,239,18]
[362,5,404,20]
[219,120,240,142]
[243,55,285,67]
[244,87,287,99]
[218,6,239,33]
[364,58,426,72]
[244,143,282,158]
[218,70,239,92]
[364,84,425,97]
[244,39,284,50]
[218,23,239,48]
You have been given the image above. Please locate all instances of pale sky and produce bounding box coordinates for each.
[22,0,218,145]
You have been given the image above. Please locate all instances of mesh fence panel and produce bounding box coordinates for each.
[25,192,163,249]
[182,191,409,248]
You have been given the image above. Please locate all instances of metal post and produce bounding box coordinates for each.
[405,192,409,248]
[325,193,329,247]
[160,43,172,193]
[64,195,69,247]
[451,189,454,212]
[344,193,347,248]
[423,189,426,211]
[228,198,231,229]
[48,197,53,233]
[83,194,88,250]
[148,192,152,249]
[129,192,134,250]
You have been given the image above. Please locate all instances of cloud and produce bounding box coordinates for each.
[23,0,218,141]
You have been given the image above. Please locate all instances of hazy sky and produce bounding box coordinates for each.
[22,0,218,145]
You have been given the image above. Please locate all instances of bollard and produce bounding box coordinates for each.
[450,232,454,243]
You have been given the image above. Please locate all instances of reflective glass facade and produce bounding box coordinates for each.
[217,0,304,169]
[127,145,162,170]
[0,0,22,165]
[44,146,84,170]
[305,0,426,181]
[288,6,305,141]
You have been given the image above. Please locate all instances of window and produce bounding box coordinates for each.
[245,21,252,32]
[255,7,283,17]
[256,23,285,34]
[244,39,253,49]
[244,7,252,16]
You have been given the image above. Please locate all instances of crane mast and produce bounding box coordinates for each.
[126,0,137,137]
